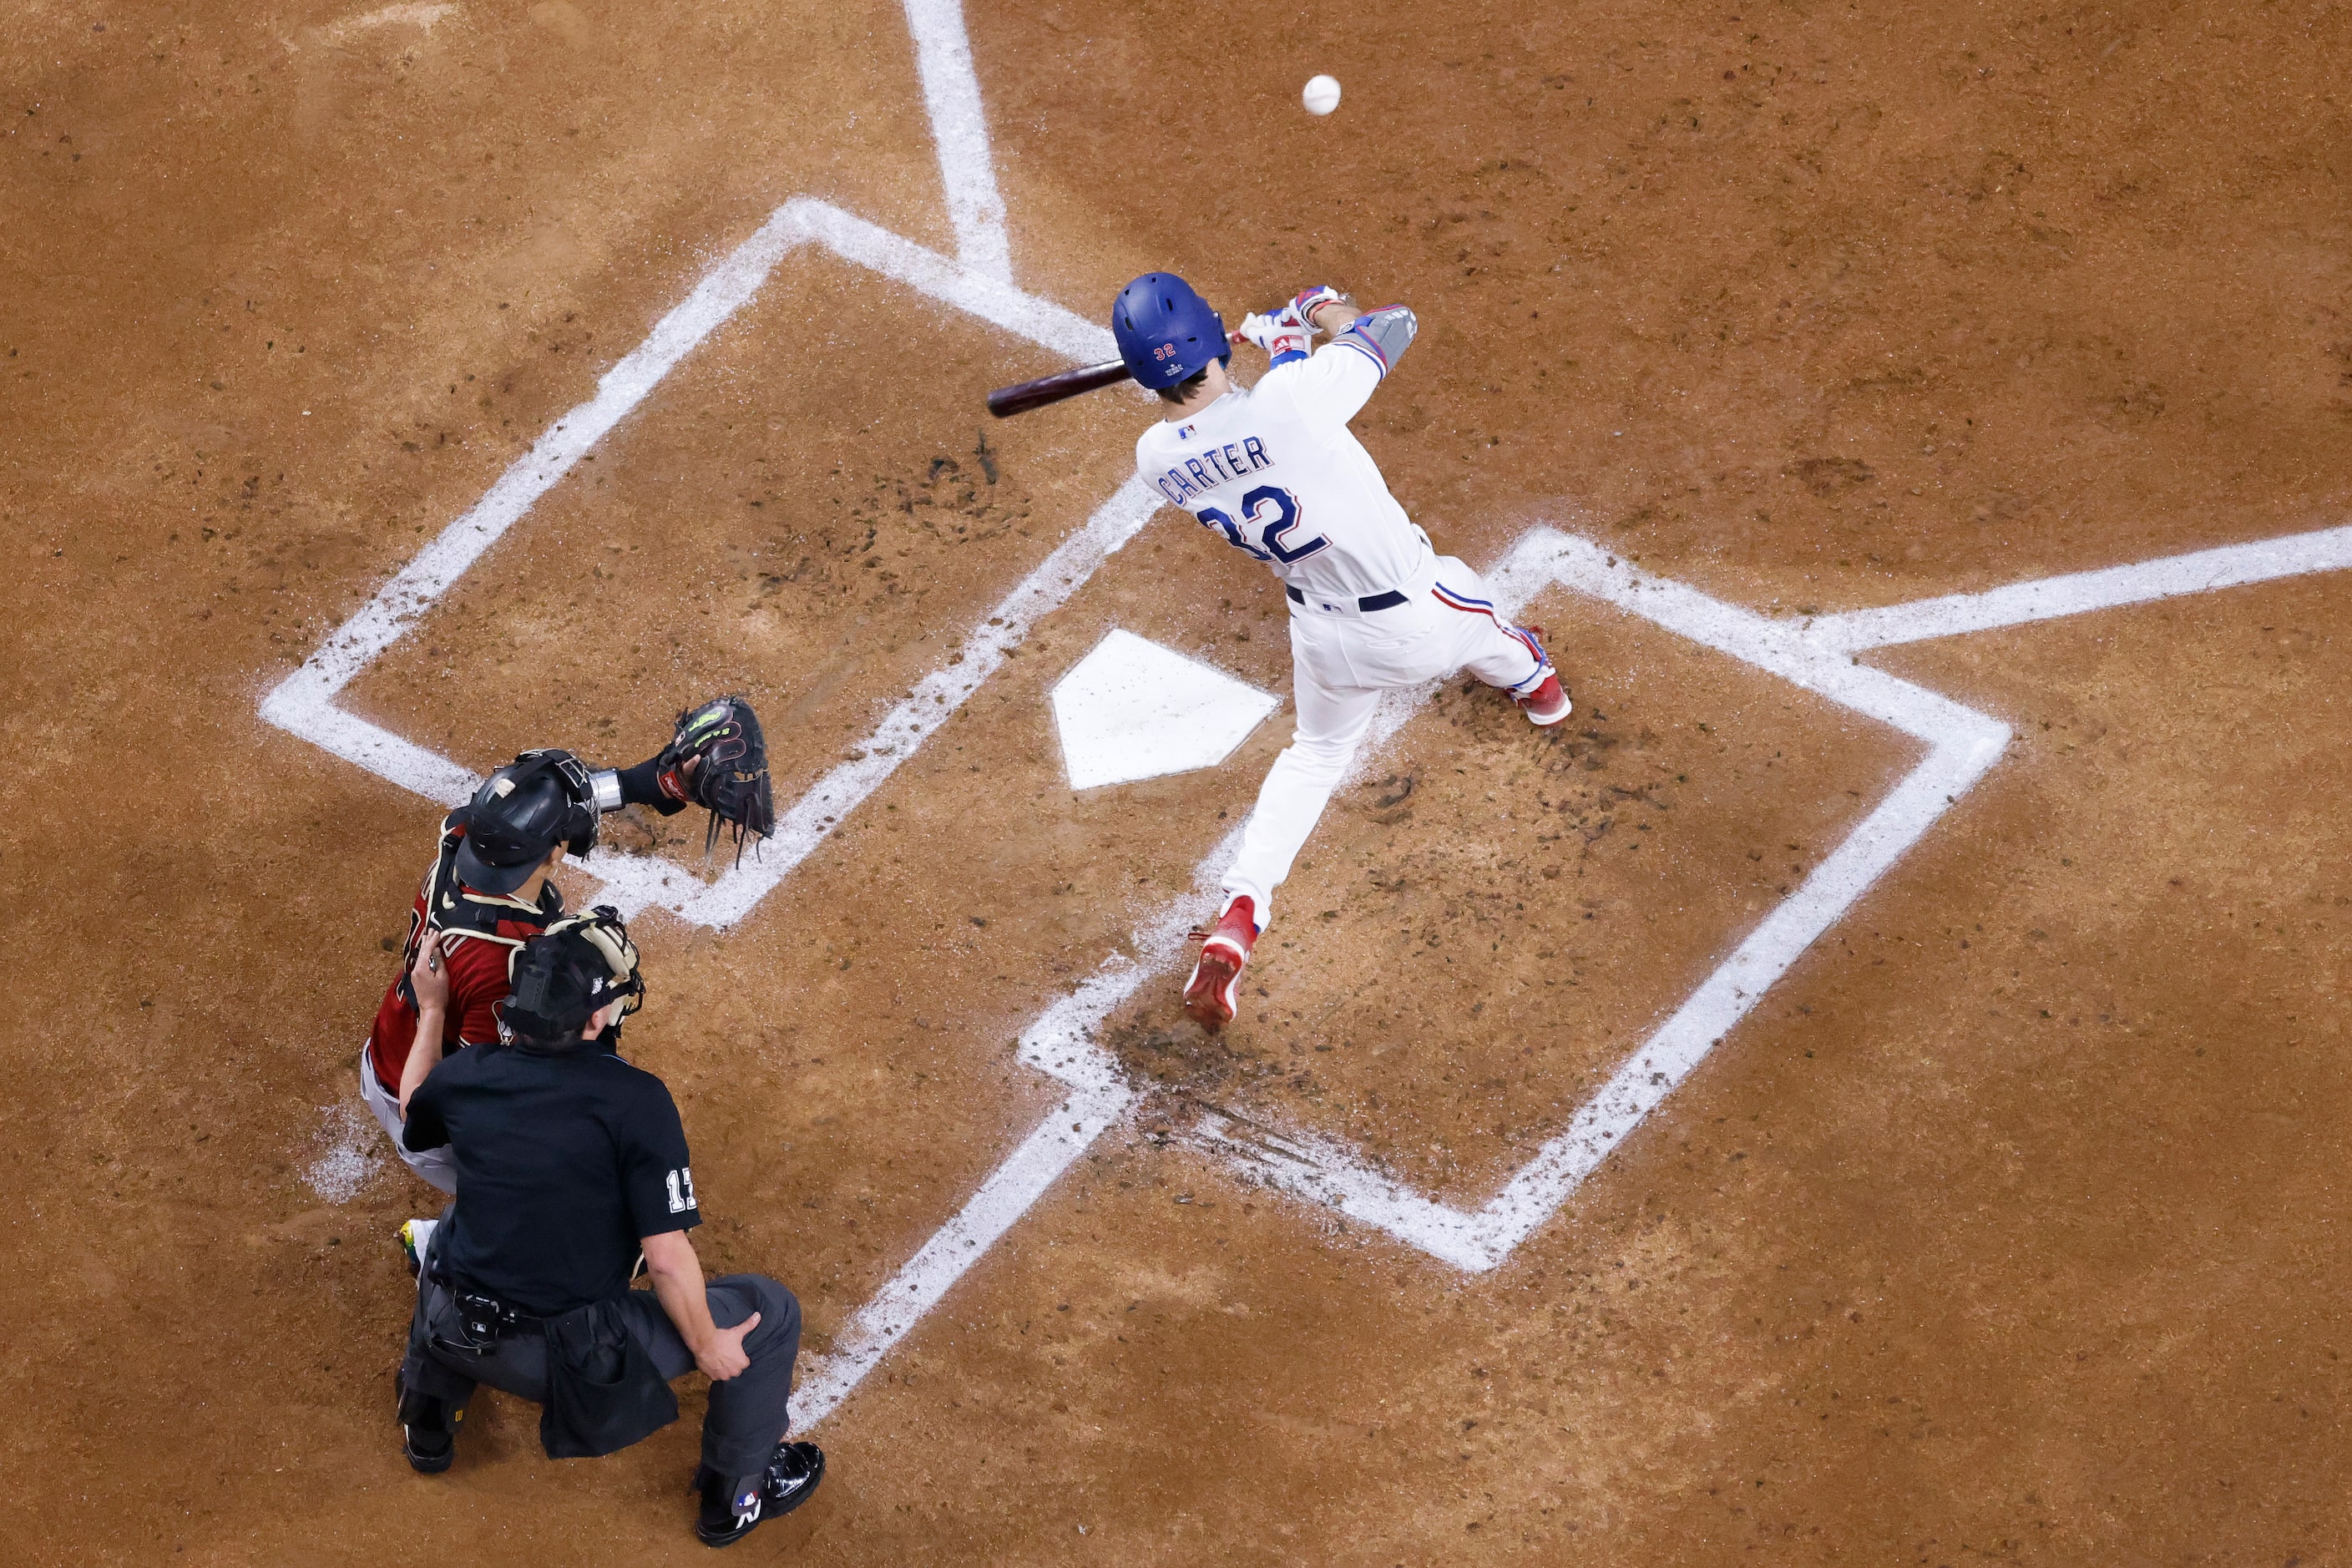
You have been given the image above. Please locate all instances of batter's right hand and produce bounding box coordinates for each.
[1237,309,1312,360]
[697,1310,759,1381]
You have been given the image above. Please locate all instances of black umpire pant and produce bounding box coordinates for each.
[400,1250,804,1480]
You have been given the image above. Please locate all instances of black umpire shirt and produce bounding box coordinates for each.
[403,1041,701,1318]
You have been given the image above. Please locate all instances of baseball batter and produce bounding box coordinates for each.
[1111,273,1571,1029]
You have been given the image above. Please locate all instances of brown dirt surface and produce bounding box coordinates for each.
[4,0,2350,1564]
[1105,605,1913,1200]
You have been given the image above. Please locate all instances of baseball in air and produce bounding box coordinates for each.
[1302,74,1342,115]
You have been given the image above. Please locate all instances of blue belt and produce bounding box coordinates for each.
[1287,585,1410,612]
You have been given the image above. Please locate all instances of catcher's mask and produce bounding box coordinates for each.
[497,907,645,1050]
[453,750,600,895]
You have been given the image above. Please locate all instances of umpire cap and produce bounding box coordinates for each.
[453,750,600,895]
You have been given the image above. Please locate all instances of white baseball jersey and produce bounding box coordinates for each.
[1134,311,1432,604]
[1130,303,1552,933]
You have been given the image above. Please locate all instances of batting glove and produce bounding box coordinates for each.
[1237,308,1313,362]
[1290,286,1352,331]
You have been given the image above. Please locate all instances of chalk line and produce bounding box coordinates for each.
[795,200,1105,362]
[263,0,1136,1433]
[791,1081,1131,1426]
[788,815,1269,1424]
[899,0,1012,281]
[659,478,1160,928]
[1011,526,2015,1272]
[258,200,818,797]
[780,504,2352,1415]
[788,824,1251,1420]
[266,0,2352,1439]
[313,3,456,43]
[1808,524,2352,652]
[260,197,1126,923]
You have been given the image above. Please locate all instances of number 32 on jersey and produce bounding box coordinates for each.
[1197,484,1328,564]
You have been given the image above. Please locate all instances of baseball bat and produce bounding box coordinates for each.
[985,331,1250,418]
[987,358,1130,418]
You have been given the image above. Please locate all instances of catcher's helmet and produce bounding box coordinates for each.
[453,749,599,895]
[499,907,645,1047]
[1111,272,1229,391]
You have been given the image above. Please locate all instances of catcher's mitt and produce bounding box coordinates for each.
[656,695,775,862]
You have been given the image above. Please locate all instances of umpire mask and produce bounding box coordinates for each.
[498,907,646,1052]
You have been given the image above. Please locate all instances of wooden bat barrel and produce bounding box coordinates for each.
[986,358,1132,418]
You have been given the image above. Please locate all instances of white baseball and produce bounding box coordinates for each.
[1302,74,1341,116]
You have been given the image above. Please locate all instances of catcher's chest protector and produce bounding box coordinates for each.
[397,822,566,1004]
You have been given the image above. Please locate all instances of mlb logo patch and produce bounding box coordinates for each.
[1177,423,1196,438]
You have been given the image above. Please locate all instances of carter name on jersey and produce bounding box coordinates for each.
[1151,437,1273,506]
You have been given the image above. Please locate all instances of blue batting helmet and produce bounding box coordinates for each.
[1111,272,1229,391]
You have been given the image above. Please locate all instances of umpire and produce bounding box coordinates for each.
[394,908,823,1547]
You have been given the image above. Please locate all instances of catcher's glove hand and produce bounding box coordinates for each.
[656,695,775,862]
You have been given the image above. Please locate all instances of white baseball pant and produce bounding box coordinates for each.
[357,1044,458,1194]
[1222,556,1549,928]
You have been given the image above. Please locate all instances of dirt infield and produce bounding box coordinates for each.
[5,0,2350,1562]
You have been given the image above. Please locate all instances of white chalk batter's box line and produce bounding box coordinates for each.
[258,191,1154,930]
[259,0,2352,1429]
[1056,527,2016,1275]
[1140,520,2352,1271]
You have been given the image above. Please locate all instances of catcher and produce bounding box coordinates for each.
[360,696,775,1205]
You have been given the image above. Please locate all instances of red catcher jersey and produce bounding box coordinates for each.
[364,820,561,1094]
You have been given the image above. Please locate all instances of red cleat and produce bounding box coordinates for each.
[1509,625,1572,726]
[1182,896,1259,1030]
[1518,672,1572,726]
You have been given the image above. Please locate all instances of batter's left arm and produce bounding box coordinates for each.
[1297,289,1418,375]
[1328,306,1418,379]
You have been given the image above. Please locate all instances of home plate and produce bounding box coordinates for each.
[1050,629,1281,790]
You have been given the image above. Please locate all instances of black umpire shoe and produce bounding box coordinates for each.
[395,1371,460,1475]
[694,1441,826,1547]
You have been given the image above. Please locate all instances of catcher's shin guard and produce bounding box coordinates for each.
[1183,896,1258,1030]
